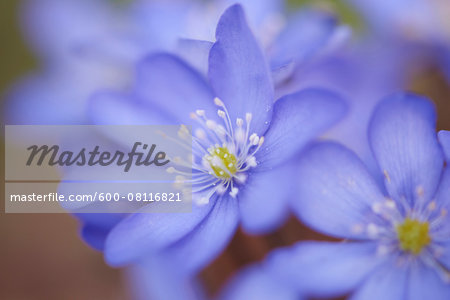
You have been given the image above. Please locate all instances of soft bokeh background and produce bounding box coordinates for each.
[1,0,449,299]
[1,1,128,299]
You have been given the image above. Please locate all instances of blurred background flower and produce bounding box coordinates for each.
[1,0,450,299]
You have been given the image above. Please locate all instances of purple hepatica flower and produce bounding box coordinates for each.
[276,93,450,299]
[87,4,347,271]
[218,93,450,300]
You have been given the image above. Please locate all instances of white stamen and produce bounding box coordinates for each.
[218,110,226,118]
[195,128,206,139]
[197,197,210,205]
[351,224,363,234]
[235,173,247,183]
[367,223,379,238]
[246,156,257,167]
[385,199,396,210]
[196,109,205,116]
[235,128,246,142]
[371,202,383,214]
[249,133,259,145]
[230,187,238,198]
[206,120,216,129]
[214,97,224,107]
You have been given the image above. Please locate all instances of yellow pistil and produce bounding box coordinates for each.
[396,218,431,255]
[205,146,237,179]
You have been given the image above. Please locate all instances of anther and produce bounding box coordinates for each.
[230,187,238,198]
[214,97,224,107]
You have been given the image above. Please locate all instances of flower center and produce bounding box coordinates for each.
[168,97,264,204]
[396,218,431,255]
[205,146,237,179]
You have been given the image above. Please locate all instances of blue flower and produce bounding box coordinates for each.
[127,257,206,300]
[85,4,347,271]
[344,0,450,82]
[5,0,346,126]
[218,93,450,300]
[219,264,301,300]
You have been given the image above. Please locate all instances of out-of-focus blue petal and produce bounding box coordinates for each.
[435,169,450,253]
[407,261,450,300]
[219,265,299,300]
[350,260,408,300]
[436,168,450,213]
[256,88,347,170]
[345,0,439,41]
[76,213,124,251]
[129,0,198,51]
[163,196,239,274]
[238,163,294,234]
[221,0,284,33]
[176,39,213,76]
[127,256,206,300]
[279,38,413,184]
[136,53,217,125]
[104,201,214,266]
[80,224,110,251]
[266,241,381,298]
[293,142,385,239]
[21,0,115,59]
[438,130,450,163]
[89,91,173,125]
[5,72,89,124]
[368,93,444,205]
[270,9,344,70]
[208,4,274,135]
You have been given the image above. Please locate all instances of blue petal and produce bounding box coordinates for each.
[5,72,88,124]
[270,9,343,70]
[293,142,385,239]
[266,241,381,298]
[350,260,408,300]
[221,0,284,32]
[136,53,217,124]
[208,4,274,135]
[76,213,123,251]
[163,196,239,274]
[127,257,206,300]
[238,163,294,234]
[80,224,110,251]
[438,130,450,163]
[436,168,450,214]
[129,0,198,50]
[435,169,450,264]
[256,88,347,170]
[89,91,173,124]
[21,0,113,59]
[104,201,214,266]
[407,261,450,300]
[219,265,299,300]
[176,39,213,76]
[369,93,444,205]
